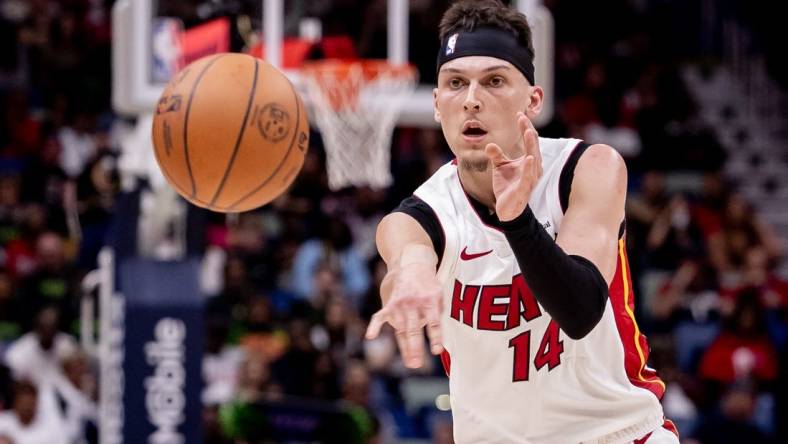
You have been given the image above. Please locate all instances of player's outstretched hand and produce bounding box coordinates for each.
[365,263,444,368]
[485,112,543,221]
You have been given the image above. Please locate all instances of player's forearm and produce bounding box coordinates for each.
[500,206,608,340]
[380,243,438,305]
[377,212,439,306]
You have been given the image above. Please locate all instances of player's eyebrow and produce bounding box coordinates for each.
[440,65,511,74]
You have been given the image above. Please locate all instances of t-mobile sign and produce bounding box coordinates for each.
[120,259,203,444]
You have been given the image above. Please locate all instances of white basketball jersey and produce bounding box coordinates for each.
[413,137,666,444]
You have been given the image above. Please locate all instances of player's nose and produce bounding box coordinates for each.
[463,82,482,112]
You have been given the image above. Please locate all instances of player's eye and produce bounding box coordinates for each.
[448,78,465,89]
[489,76,505,87]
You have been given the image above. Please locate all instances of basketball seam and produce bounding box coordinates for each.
[209,58,260,207]
[226,77,302,211]
[152,126,212,205]
[183,54,226,199]
[159,166,214,207]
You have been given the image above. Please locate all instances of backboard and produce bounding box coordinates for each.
[112,0,553,128]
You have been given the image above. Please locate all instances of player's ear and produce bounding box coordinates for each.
[433,88,441,123]
[525,85,544,120]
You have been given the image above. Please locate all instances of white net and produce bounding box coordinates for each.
[302,61,417,190]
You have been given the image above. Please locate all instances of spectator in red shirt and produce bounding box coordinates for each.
[699,289,778,384]
[708,194,783,276]
[719,246,788,312]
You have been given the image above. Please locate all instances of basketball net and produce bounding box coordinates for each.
[302,60,417,190]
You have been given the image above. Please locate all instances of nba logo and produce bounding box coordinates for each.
[152,18,184,83]
[446,33,459,55]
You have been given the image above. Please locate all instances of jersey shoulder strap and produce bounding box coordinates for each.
[558,141,592,213]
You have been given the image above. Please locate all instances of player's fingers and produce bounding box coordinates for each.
[519,113,539,159]
[391,311,414,365]
[524,127,542,176]
[517,111,530,140]
[425,304,444,355]
[522,112,537,131]
[365,309,389,340]
[401,310,425,368]
[524,129,538,159]
[394,330,409,366]
[523,155,536,179]
[485,143,510,166]
[517,111,528,137]
[528,123,543,176]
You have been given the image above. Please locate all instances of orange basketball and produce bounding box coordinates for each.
[152,53,309,212]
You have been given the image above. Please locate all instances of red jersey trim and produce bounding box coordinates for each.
[440,350,451,377]
[609,239,666,398]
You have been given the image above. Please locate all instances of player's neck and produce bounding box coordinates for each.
[458,167,496,212]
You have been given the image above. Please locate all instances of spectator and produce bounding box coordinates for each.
[0,175,37,280]
[345,186,387,262]
[205,255,254,324]
[719,246,788,312]
[52,353,96,444]
[3,306,77,382]
[271,317,334,399]
[224,212,280,289]
[0,271,22,345]
[19,232,78,329]
[690,172,730,241]
[709,193,783,277]
[290,216,370,307]
[341,360,382,443]
[0,380,67,444]
[60,350,94,400]
[75,150,117,268]
[0,175,24,245]
[235,352,279,403]
[626,171,668,258]
[699,290,778,387]
[203,318,244,406]
[57,109,97,179]
[321,293,365,362]
[18,137,66,208]
[645,194,707,270]
[650,261,722,373]
[237,296,288,365]
[0,90,41,158]
[691,382,775,444]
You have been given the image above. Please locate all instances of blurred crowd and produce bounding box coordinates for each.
[0,0,786,443]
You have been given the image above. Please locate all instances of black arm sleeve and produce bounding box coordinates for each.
[500,207,608,339]
[392,196,445,265]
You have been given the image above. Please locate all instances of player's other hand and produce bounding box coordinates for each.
[365,263,444,368]
[485,112,543,221]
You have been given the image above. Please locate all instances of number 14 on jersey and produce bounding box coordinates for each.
[508,320,564,382]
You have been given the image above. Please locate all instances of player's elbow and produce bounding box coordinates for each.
[560,291,607,340]
[563,327,590,341]
[556,262,609,340]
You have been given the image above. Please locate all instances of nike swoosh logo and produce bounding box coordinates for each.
[460,246,493,261]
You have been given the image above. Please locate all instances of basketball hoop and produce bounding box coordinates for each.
[301,60,418,190]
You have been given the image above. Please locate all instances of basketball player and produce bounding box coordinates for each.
[365,1,678,443]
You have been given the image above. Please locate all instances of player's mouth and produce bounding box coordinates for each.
[461,121,488,143]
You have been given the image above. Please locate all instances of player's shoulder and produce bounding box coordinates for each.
[569,143,627,206]
[415,159,458,195]
[538,136,582,153]
[575,143,627,177]
[538,137,585,168]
